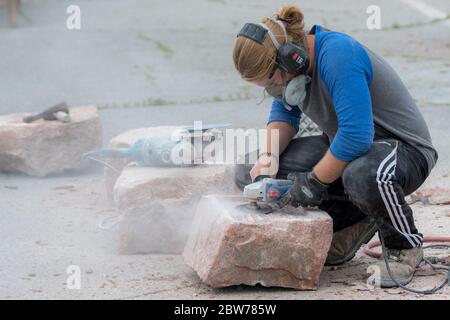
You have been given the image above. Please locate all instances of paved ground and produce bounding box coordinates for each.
[0,0,449,299]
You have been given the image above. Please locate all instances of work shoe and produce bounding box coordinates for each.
[325,219,378,266]
[367,247,423,288]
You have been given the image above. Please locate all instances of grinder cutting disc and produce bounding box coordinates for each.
[236,201,272,214]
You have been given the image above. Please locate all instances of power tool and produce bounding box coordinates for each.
[82,122,231,168]
[83,137,180,167]
[239,176,294,214]
[240,175,349,214]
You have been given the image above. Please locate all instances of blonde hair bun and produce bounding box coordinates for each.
[276,5,305,44]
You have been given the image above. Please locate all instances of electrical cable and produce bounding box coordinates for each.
[377,235,449,294]
[84,155,121,174]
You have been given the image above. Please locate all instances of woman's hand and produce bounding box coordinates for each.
[250,153,279,181]
[249,121,296,181]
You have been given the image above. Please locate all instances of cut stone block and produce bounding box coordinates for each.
[0,105,102,177]
[183,195,333,290]
[104,126,184,201]
[114,164,239,254]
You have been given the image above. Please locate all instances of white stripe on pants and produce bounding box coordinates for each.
[376,143,422,247]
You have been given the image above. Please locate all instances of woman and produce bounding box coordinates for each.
[233,5,438,288]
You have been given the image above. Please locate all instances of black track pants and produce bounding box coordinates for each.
[234,134,430,249]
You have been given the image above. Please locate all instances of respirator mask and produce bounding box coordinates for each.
[264,73,311,110]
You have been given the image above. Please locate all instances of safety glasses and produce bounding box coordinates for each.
[254,65,279,87]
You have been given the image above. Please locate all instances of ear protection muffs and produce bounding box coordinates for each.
[237,19,310,75]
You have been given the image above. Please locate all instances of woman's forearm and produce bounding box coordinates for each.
[264,121,297,156]
[313,150,348,184]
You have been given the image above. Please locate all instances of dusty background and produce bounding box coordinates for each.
[0,0,449,299]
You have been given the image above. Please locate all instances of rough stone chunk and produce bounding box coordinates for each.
[183,195,333,290]
[0,105,101,177]
[104,126,184,201]
[414,187,450,205]
[114,165,239,254]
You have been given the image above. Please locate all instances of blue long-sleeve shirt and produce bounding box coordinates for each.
[267,25,374,161]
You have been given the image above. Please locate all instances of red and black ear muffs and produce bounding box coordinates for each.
[237,22,310,75]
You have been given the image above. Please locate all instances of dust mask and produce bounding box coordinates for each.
[264,74,310,111]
